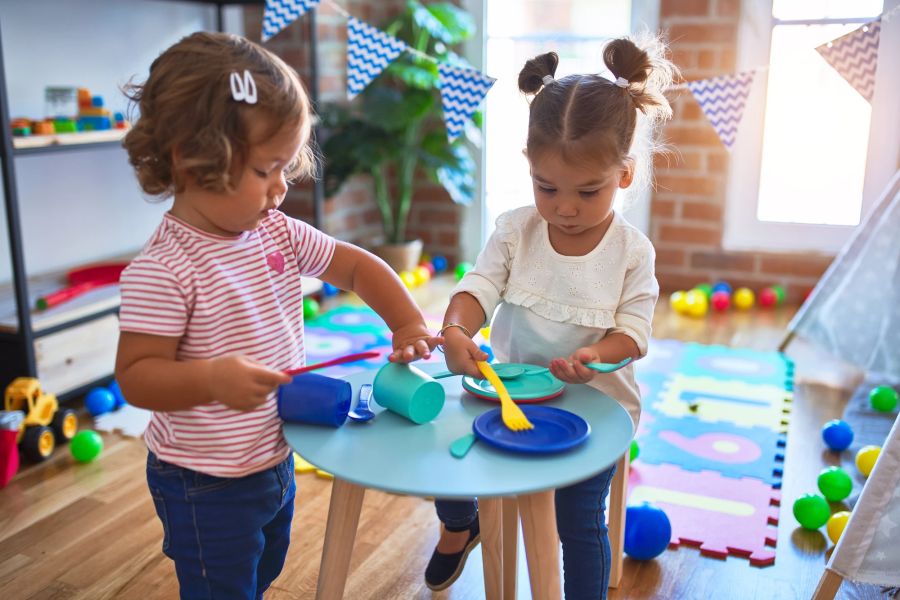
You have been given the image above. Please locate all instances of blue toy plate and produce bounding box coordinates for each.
[472,405,591,455]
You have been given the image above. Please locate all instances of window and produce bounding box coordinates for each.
[725,0,897,253]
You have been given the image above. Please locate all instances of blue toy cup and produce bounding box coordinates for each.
[277,373,352,427]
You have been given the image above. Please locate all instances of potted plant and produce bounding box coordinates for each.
[320,0,480,272]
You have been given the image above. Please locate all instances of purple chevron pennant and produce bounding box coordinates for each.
[686,70,755,151]
[347,17,408,99]
[437,63,496,142]
[816,19,881,102]
[261,0,321,42]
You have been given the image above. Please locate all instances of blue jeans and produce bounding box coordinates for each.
[146,451,296,600]
[435,465,617,600]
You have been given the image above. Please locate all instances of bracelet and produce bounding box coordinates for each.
[436,323,472,353]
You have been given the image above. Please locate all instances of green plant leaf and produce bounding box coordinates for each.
[385,60,438,90]
[426,3,476,45]
[408,0,453,44]
[362,86,434,130]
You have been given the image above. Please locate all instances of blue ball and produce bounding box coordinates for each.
[624,502,672,560]
[712,281,732,295]
[479,344,494,362]
[822,419,854,451]
[321,282,340,297]
[108,380,127,409]
[85,387,116,417]
[431,255,448,273]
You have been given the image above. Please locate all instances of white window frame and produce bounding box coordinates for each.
[725,0,900,255]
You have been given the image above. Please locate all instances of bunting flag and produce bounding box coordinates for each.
[686,70,755,151]
[347,17,408,99]
[816,19,881,102]
[437,63,496,142]
[261,0,321,43]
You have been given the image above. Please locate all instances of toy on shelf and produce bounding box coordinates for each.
[623,502,672,560]
[3,377,77,463]
[70,430,103,463]
[10,86,129,141]
[36,261,127,311]
[821,419,854,451]
[869,385,898,413]
[855,445,881,477]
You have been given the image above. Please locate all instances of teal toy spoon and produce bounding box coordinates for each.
[585,357,634,373]
[449,433,477,458]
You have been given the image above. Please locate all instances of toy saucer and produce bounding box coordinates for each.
[473,405,590,454]
[462,362,565,403]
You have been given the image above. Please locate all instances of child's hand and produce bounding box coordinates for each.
[208,355,292,411]
[388,323,443,363]
[443,327,489,378]
[549,347,601,384]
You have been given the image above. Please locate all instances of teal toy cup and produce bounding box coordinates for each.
[373,363,445,424]
[277,373,351,427]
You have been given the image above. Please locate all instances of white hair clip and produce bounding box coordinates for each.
[542,75,555,85]
[230,70,257,105]
[614,76,629,89]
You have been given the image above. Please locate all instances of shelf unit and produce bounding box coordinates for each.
[0,1,323,400]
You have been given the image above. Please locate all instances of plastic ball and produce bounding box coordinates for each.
[869,386,898,413]
[431,255,448,273]
[693,283,713,300]
[480,326,491,341]
[85,387,116,417]
[479,344,494,362]
[454,262,473,281]
[669,291,689,314]
[733,287,755,310]
[855,445,881,477]
[419,261,436,276]
[771,284,786,305]
[420,252,432,265]
[684,289,708,318]
[710,290,730,312]
[413,265,432,286]
[399,271,417,289]
[817,466,853,502]
[303,297,320,320]
[108,380,127,409]
[629,439,640,462]
[321,282,340,297]
[826,511,850,544]
[624,502,672,560]
[759,287,778,308]
[70,430,103,463]
[792,493,830,530]
[821,419,854,451]
[712,281,732,295]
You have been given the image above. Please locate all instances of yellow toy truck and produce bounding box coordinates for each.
[3,378,77,462]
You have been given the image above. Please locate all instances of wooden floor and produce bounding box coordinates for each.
[0,279,883,599]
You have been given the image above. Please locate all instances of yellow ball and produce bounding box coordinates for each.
[399,271,417,289]
[413,265,431,286]
[670,290,689,314]
[826,511,851,544]
[685,289,709,318]
[733,287,755,310]
[480,326,491,341]
[855,445,881,477]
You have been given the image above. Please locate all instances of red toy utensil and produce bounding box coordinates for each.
[284,350,381,376]
[35,262,128,310]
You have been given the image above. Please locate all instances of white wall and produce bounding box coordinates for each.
[0,0,243,282]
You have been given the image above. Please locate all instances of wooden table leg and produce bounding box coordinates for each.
[518,490,561,600]
[316,478,366,600]
[479,497,504,600]
[608,453,629,589]
[811,568,843,600]
[501,497,518,600]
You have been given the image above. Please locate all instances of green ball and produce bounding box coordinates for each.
[303,297,320,320]
[70,430,103,463]
[629,439,640,462]
[792,493,830,530]
[455,262,473,281]
[869,386,898,413]
[771,285,786,305]
[693,283,713,300]
[817,466,853,502]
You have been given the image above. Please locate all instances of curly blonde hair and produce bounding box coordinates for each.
[123,31,315,197]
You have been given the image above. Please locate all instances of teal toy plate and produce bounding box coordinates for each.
[462,363,565,403]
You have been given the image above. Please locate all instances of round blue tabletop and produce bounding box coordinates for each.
[283,363,634,499]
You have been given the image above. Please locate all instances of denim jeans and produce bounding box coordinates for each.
[435,464,617,599]
[146,451,296,600]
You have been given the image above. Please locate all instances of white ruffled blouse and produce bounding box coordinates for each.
[454,206,659,425]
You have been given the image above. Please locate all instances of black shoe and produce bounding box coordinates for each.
[424,520,481,591]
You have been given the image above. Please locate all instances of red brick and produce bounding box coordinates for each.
[707,151,730,173]
[655,174,720,196]
[671,49,696,70]
[651,199,676,218]
[662,0,709,16]
[438,231,459,246]
[698,50,717,69]
[682,201,723,222]
[656,271,713,294]
[759,254,834,278]
[655,149,703,171]
[716,0,740,18]
[689,250,755,271]
[678,99,705,122]
[658,223,721,246]
[668,24,738,44]
[663,124,723,147]
[655,247,687,267]
[720,48,736,70]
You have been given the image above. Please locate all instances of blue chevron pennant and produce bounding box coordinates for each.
[437,63,496,142]
[686,70,755,151]
[816,19,881,102]
[261,0,321,42]
[347,17,408,99]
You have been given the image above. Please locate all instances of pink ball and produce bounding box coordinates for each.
[759,287,778,308]
[711,291,730,312]
[419,262,436,276]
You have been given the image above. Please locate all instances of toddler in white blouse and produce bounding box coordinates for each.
[424,36,677,599]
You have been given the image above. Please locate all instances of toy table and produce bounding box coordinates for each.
[283,363,634,599]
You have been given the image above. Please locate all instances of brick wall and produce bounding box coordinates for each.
[244,1,463,263]
[653,0,833,303]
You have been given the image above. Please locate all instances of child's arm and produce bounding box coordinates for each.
[115,332,291,412]
[441,292,490,378]
[319,241,441,362]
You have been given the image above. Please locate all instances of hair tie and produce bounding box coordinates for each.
[614,76,629,89]
[542,75,555,86]
[230,70,257,104]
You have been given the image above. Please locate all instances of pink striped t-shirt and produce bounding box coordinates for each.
[119,210,335,477]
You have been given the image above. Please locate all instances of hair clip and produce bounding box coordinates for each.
[614,76,629,89]
[542,75,555,86]
[230,70,257,105]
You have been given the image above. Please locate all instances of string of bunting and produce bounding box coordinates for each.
[261,0,495,142]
